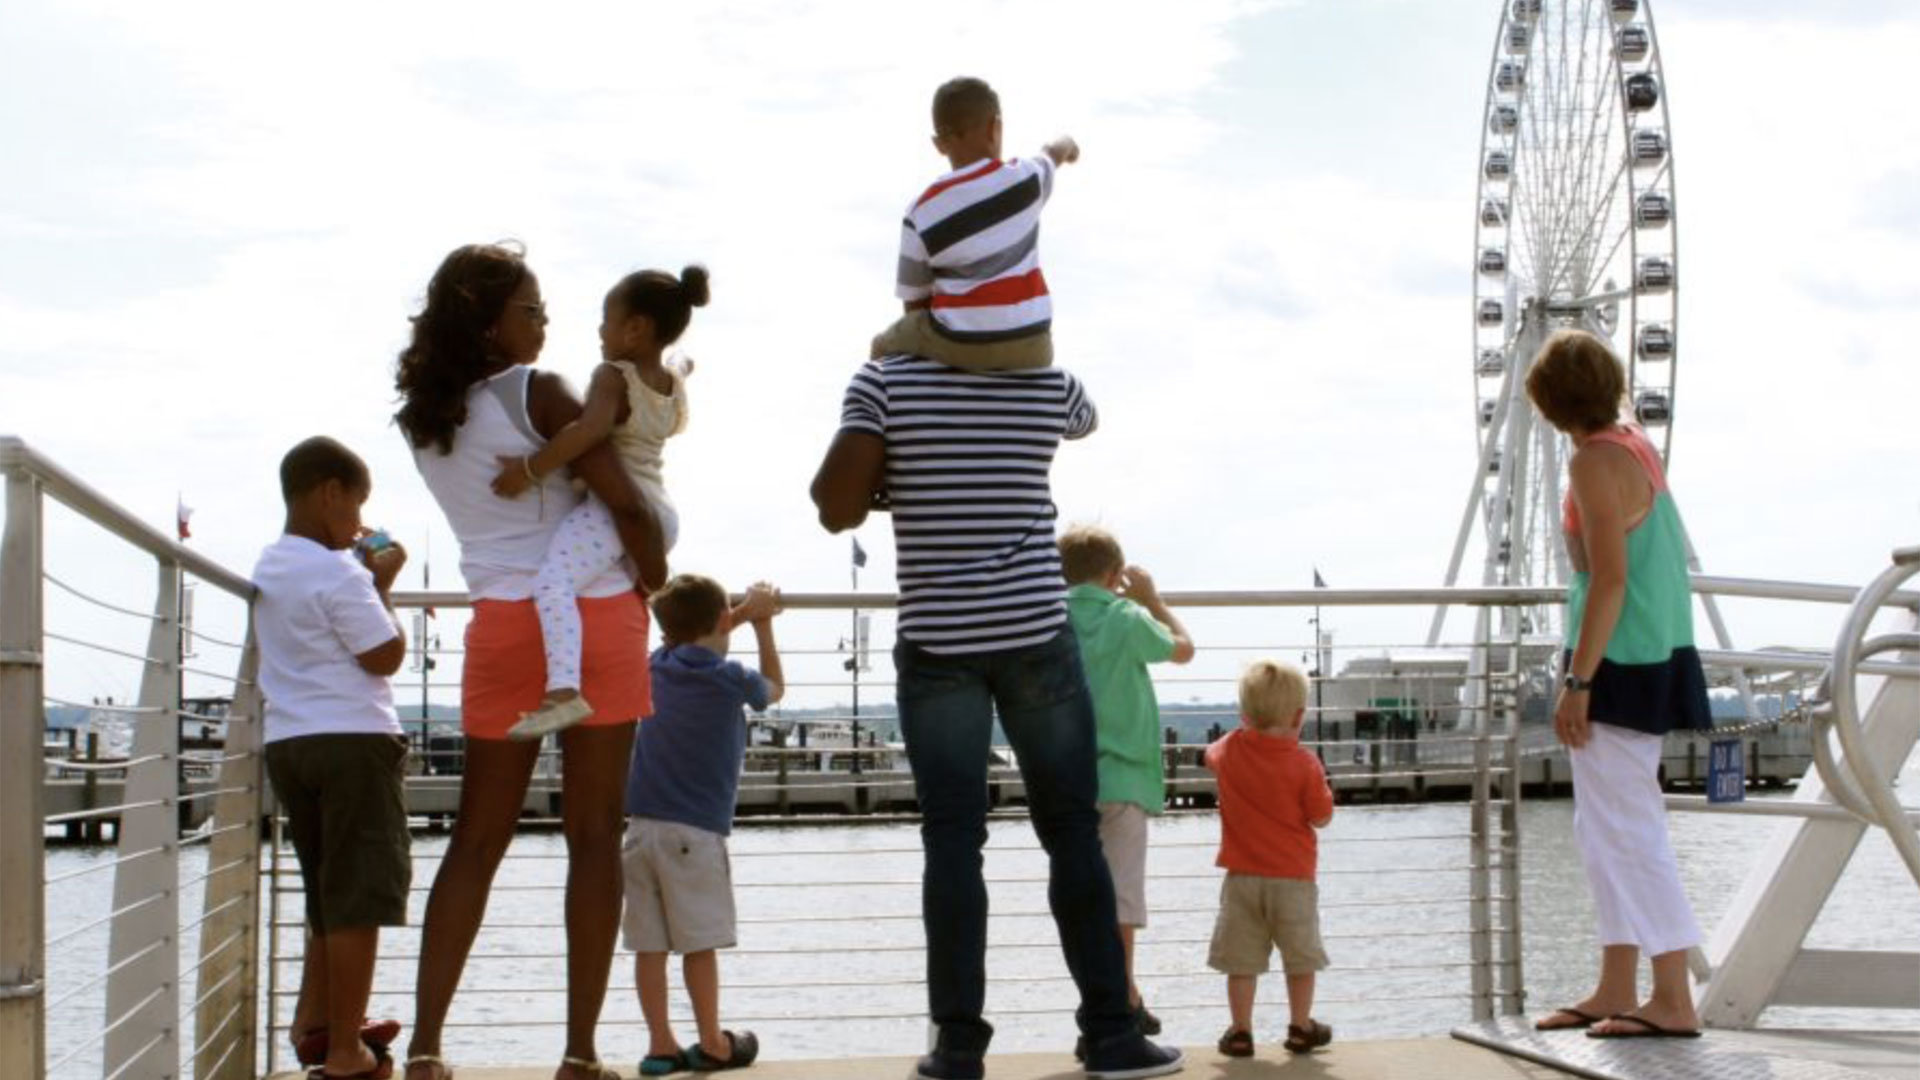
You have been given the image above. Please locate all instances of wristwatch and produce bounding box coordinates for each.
[1562,673,1594,692]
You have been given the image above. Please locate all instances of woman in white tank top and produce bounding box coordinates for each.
[393,243,666,1080]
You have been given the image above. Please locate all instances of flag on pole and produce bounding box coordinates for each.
[176,495,193,541]
[852,536,868,569]
[1312,567,1327,588]
[422,558,436,620]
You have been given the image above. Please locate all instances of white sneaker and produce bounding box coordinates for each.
[507,694,594,741]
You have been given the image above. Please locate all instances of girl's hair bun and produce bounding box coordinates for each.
[679,264,710,308]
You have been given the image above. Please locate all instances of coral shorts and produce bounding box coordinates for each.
[463,594,652,739]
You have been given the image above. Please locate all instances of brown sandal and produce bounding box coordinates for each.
[1285,1018,1332,1054]
[1217,1026,1255,1058]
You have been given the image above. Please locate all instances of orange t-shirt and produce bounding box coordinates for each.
[1205,726,1334,880]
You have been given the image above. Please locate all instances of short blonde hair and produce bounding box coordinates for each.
[1240,659,1309,730]
[1058,524,1124,586]
[1526,329,1626,435]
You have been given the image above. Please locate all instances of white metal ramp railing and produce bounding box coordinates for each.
[1695,544,1920,1027]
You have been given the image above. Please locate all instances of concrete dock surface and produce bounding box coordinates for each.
[269,1027,1920,1080]
[272,1038,1563,1080]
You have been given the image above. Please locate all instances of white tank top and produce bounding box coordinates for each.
[411,367,633,601]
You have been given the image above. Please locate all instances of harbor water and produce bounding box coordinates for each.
[38,786,1920,1074]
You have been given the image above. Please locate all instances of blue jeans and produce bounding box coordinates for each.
[895,627,1133,1055]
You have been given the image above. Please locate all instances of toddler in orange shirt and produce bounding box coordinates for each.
[1204,659,1335,1058]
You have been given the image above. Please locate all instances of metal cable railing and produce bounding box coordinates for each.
[7,436,265,1080]
[10,432,1912,1076]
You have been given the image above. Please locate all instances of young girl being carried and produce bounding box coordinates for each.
[491,265,706,740]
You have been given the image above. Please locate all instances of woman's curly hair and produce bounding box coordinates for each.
[394,243,530,454]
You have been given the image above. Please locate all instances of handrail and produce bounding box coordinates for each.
[1818,544,1920,885]
[388,574,1920,613]
[0,436,252,598]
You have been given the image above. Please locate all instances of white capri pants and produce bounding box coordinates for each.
[1568,722,1703,958]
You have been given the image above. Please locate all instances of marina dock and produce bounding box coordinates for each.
[41,727,1816,838]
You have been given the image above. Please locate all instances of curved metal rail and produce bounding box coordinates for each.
[1814,544,1920,885]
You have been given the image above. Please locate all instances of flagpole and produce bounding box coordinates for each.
[849,542,862,781]
[1312,568,1327,764]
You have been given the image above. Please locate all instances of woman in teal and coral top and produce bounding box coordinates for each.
[1526,329,1710,1041]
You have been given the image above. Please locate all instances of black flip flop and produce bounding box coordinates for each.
[688,1030,760,1072]
[1534,1007,1603,1031]
[1587,1014,1702,1039]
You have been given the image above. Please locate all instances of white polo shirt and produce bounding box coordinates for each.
[252,534,404,744]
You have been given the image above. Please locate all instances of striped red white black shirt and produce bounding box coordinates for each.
[896,155,1056,343]
[840,356,1096,654]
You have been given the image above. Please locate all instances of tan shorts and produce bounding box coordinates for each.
[620,817,736,954]
[871,310,1053,371]
[1208,873,1329,975]
[1098,802,1149,928]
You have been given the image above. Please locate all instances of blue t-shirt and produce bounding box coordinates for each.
[625,644,772,836]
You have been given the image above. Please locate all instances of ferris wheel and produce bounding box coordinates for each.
[1433,0,1680,642]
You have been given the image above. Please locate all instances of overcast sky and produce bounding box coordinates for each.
[5,0,1916,709]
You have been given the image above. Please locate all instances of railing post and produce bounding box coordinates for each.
[1497,615,1526,1015]
[105,562,182,1080]
[0,469,47,1080]
[194,631,263,1080]
[1467,607,1494,1021]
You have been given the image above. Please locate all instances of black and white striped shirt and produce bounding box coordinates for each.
[840,356,1097,655]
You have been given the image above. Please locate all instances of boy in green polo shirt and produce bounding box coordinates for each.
[1061,525,1197,1035]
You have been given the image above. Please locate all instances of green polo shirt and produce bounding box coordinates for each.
[1067,583,1177,813]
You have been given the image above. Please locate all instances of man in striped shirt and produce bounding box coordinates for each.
[811,358,1184,1080]
[870,76,1080,373]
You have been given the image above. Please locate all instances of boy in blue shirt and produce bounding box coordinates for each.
[623,575,783,1074]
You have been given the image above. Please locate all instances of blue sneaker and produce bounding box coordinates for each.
[1082,1033,1184,1080]
[914,1049,984,1080]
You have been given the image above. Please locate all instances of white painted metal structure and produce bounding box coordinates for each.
[1688,546,1920,1026]
[1437,0,1682,644]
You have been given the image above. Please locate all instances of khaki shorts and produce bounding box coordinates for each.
[1098,802,1149,928]
[621,817,736,954]
[266,734,412,933]
[1207,873,1329,975]
[871,310,1053,371]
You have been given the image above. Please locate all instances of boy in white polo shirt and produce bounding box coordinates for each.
[253,436,411,1080]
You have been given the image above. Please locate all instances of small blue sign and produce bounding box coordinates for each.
[1707,738,1745,804]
